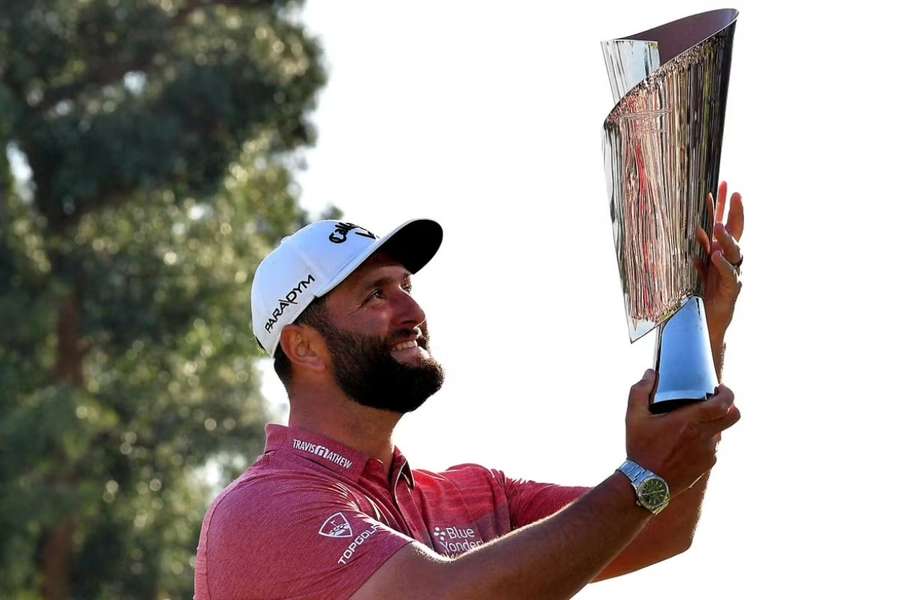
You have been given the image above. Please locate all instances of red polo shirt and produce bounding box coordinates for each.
[194,424,589,599]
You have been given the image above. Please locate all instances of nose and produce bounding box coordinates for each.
[395,289,426,329]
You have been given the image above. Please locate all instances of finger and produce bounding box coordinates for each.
[712,251,741,291]
[705,192,715,227]
[692,256,707,287]
[704,404,741,436]
[687,384,735,422]
[720,404,741,431]
[695,225,711,256]
[726,192,744,242]
[627,369,657,416]
[716,181,727,223]
[714,223,742,264]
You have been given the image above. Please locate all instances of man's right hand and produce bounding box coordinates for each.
[353,370,740,600]
[625,369,740,496]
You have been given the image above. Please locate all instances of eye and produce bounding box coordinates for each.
[364,288,385,304]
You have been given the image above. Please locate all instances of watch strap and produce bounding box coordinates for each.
[617,459,669,515]
[617,459,649,483]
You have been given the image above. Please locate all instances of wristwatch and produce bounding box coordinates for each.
[617,459,670,515]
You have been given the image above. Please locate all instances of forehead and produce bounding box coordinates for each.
[338,251,410,291]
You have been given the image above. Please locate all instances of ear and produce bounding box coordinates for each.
[279,324,327,373]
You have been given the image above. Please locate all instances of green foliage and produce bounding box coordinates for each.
[0,1,327,597]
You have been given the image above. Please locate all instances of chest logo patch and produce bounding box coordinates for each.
[319,512,352,538]
[432,525,484,556]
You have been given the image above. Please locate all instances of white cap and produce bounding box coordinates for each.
[250,219,443,356]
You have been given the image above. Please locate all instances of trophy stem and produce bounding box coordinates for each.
[651,296,717,413]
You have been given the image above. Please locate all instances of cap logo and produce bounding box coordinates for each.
[328,222,376,244]
[264,274,316,333]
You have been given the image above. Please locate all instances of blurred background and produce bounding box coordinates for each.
[2,1,897,599]
[1,1,327,598]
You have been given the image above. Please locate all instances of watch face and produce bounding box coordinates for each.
[639,478,669,509]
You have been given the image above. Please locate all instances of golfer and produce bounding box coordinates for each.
[194,192,744,599]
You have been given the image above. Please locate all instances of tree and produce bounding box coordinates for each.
[0,1,327,597]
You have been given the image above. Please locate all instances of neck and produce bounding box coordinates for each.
[287,388,401,473]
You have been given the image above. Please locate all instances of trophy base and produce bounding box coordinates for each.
[648,396,710,415]
[651,296,718,412]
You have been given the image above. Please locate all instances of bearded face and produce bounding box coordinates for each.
[313,319,444,414]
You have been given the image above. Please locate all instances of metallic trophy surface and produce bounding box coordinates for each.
[601,9,737,412]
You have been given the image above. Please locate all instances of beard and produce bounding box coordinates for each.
[315,321,445,414]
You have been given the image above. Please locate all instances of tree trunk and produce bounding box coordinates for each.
[41,518,76,600]
[54,290,85,387]
[42,277,84,599]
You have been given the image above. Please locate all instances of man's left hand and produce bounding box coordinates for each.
[695,181,744,341]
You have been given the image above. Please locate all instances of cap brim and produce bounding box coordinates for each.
[317,218,443,297]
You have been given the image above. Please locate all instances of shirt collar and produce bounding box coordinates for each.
[390,446,415,489]
[264,424,415,488]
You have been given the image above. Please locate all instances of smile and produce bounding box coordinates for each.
[391,340,419,352]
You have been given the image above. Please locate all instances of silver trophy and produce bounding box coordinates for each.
[601,9,738,413]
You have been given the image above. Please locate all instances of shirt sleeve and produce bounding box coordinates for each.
[490,469,591,529]
[200,475,414,600]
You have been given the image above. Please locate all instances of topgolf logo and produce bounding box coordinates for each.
[318,513,352,539]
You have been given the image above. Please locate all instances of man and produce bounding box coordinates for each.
[194,184,744,599]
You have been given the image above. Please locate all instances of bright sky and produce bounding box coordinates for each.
[260,1,899,597]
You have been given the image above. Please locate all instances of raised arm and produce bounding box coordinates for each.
[605,185,745,579]
[352,371,740,600]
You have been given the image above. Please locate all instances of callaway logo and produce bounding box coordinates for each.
[319,513,352,538]
[329,222,376,244]
[264,274,316,333]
